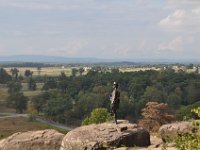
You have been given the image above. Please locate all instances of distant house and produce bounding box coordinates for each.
[83,67,92,72]
[172,66,178,70]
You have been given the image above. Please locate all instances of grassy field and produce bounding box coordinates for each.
[0,83,44,113]
[4,67,72,77]
[0,88,8,102]
[0,117,68,140]
[22,83,43,97]
[0,83,44,101]
[119,67,160,72]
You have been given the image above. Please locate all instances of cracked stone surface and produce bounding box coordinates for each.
[60,120,150,150]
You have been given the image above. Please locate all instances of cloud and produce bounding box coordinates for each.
[158,37,183,52]
[166,0,200,8]
[159,0,200,33]
[0,0,199,59]
[159,8,200,33]
[48,40,89,56]
[0,0,92,11]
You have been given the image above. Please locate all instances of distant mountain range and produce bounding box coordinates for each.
[0,55,113,64]
[0,55,199,64]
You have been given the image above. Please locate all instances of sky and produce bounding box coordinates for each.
[0,0,200,60]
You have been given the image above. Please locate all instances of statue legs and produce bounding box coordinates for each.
[111,104,117,124]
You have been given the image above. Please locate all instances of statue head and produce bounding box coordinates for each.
[113,81,118,88]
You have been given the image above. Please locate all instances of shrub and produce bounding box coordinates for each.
[176,101,200,120]
[82,108,113,125]
[139,102,174,132]
[175,107,200,150]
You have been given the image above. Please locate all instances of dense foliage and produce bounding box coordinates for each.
[0,68,12,84]
[139,102,174,132]
[175,107,200,150]
[37,69,200,123]
[82,108,113,125]
[1,67,200,124]
[6,81,28,113]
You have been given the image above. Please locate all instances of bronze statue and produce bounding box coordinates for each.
[110,82,120,124]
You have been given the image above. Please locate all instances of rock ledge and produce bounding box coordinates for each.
[60,120,150,150]
[0,129,64,150]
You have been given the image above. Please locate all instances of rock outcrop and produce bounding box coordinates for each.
[0,129,64,150]
[60,120,150,150]
[159,121,197,142]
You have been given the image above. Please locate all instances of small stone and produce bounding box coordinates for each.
[120,126,128,132]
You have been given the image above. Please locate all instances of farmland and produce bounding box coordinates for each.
[0,117,67,140]
[4,67,72,77]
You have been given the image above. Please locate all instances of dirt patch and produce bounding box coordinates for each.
[0,117,67,140]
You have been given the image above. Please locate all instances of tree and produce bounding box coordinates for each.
[143,86,166,102]
[82,108,113,125]
[174,87,183,98]
[186,84,200,104]
[111,68,119,74]
[28,78,37,90]
[42,80,57,91]
[6,81,28,113]
[57,72,68,93]
[167,93,182,109]
[7,92,28,113]
[27,101,37,121]
[37,66,42,75]
[139,102,174,132]
[175,101,200,120]
[195,67,199,74]
[0,68,12,83]
[10,68,19,80]
[128,77,150,99]
[7,81,22,94]
[31,92,50,114]
[43,90,72,123]
[71,68,78,77]
[24,70,33,78]
[118,91,135,120]
[72,92,105,119]
[79,67,84,76]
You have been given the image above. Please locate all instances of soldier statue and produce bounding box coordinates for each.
[110,81,120,124]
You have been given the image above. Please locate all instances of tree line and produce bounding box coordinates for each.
[0,67,200,125]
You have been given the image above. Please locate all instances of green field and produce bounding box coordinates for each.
[0,117,67,140]
[0,83,44,101]
[22,83,43,97]
[0,83,44,113]
[119,67,160,72]
[4,67,72,77]
[0,88,8,102]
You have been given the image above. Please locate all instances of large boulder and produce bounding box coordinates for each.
[60,120,150,150]
[0,129,64,150]
[159,121,198,142]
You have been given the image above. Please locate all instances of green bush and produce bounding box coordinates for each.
[175,133,200,150]
[175,107,200,150]
[176,102,200,120]
[82,108,113,125]
[191,107,200,117]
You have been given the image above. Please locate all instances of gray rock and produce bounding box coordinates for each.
[60,120,150,150]
[159,121,194,142]
[0,129,64,150]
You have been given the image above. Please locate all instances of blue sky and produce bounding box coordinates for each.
[0,0,200,59]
